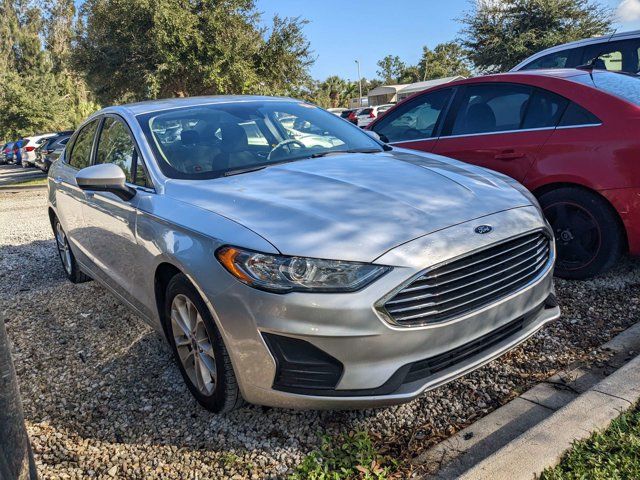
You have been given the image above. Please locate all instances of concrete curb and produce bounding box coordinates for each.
[459,353,640,480]
[420,321,640,479]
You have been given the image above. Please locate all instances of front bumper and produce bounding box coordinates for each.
[205,206,559,409]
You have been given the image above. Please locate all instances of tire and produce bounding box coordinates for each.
[165,274,245,413]
[538,187,623,280]
[52,216,92,283]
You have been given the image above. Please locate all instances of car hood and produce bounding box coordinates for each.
[164,150,533,262]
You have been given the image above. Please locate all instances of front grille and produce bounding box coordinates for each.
[383,231,551,327]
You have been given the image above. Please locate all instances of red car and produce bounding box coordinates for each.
[368,69,640,279]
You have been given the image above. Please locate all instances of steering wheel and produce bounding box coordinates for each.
[268,139,307,160]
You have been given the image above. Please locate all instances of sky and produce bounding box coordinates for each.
[256,0,640,81]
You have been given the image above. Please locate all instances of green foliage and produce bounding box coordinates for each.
[74,0,313,103]
[541,405,640,479]
[376,55,406,84]
[375,42,471,86]
[460,0,613,73]
[0,0,99,140]
[418,42,472,80]
[290,431,400,480]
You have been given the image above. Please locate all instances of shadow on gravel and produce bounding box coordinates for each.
[0,239,65,297]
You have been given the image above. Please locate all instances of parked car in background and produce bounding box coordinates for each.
[35,131,74,172]
[327,107,348,116]
[20,133,57,167]
[0,142,14,164]
[12,140,23,165]
[368,69,640,279]
[346,107,365,125]
[356,104,394,128]
[49,96,559,412]
[511,29,640,73]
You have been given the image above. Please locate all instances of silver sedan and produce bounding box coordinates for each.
[48,96,560,412]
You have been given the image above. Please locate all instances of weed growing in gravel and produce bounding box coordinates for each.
[541,404,640,479]
[290,430,401,480]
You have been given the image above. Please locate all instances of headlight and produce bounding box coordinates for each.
[216,246,390,293]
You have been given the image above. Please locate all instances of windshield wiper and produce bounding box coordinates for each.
[310,149,382,158]
[223,165,267,177]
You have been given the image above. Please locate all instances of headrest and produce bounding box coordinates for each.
[219,123,249,152]
[465,103,496,133]
[181,130,200,145]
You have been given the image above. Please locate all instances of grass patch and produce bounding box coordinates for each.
[541,405,640,479]
[290,431,401,480]
[2,176,47,187]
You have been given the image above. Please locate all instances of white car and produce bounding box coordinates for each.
[511,29,640,73]
[356,104,394,128]
[20,133,57,167]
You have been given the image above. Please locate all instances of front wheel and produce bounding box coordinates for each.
[539,187,623,280]
[165,274,245,413]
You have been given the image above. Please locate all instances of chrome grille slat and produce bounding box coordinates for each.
[387,241,549,305]
[401,236,547,293]
[383,231,551,326]
[423,234,543,279]
[387,253,548,318]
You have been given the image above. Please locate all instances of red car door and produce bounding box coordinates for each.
[433,83,565,183]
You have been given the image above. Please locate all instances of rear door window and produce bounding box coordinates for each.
[521,88,569,129]
[582,39,639,73]
[68,120,99,169]
[449,84,532,136]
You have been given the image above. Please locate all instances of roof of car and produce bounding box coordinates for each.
[99,95,300,117]
[511,29,640,70]
[405,69,605,93]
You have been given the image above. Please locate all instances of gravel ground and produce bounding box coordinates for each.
[1,189,639,479]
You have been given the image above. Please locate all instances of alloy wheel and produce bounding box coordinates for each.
[544,202,601,272]
[171,294,218,396]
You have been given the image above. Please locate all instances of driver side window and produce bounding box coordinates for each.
[372,89,451,143]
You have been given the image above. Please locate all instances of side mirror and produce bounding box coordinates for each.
[364,130,383,142]
[76,164,136,201]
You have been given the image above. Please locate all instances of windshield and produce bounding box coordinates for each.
[137,100,384,179]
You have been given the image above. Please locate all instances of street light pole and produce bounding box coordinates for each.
[355,60,362,107]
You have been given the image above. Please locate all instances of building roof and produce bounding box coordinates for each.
[367,84,409,97]
[398,76,466,95]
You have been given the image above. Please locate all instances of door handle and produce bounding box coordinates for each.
[52,177,62,184]
[494,150,525,161]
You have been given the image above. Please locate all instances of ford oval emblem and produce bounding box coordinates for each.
[474,225,493,234]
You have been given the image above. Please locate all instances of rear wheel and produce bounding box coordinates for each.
[165,274,245,413]
[539,187,623,280]
[52,216,92,283]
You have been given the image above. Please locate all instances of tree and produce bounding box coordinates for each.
[460,0,613,73]
[74,0,313,104]
[306,76,358,108]
[0,0,99,140]
[417,42,472,80]
[376,55,406,84]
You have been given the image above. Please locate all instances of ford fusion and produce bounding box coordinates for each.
[48,97,560,412]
